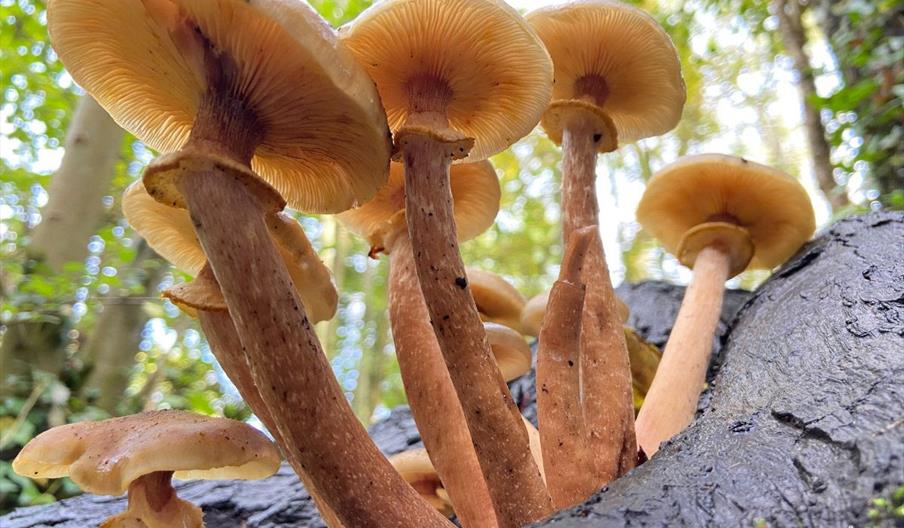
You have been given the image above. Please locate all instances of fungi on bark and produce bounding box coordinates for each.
[341,1,554,523]
[339,161,500,527]
[467,269,528,333]
[50,1,449,524]
[526,0,686,484]
[12,410,279,528]
[635,153,815,455]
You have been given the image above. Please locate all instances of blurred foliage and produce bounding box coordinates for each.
[1,0,900,514]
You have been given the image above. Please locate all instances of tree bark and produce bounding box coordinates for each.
[28,97,125,269]
[1,96,124,393]
[774,0,847,209]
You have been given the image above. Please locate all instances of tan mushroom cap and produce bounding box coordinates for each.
[466,268,526,332]
[340,0,553,162]
[484,322,532,382]
[338,161,500,253]
[636,154,816,271]
[48,0,390,213]
[527,0,685,145]
[388,449,452,516]
[123,182,338,322]
[12,410,280,496]
[521,289,629,337]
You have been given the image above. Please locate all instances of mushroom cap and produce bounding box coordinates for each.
[520,289,629,337]
[388,449,452,516]
[527,0,685,143]
[466,268,526,332]
[636,154,816,270]
[485,322,531,382]
[12,410,280,496]
[123,182,338,322]
[338,161,500,252]
[339,0,553,162]
[122,181,205,276]
[48,0,390,213]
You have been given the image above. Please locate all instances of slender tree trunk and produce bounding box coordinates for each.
[319,218,348,357]
[28,97,125,268]
[80,241,164,413]
[1,96,124,394]
[775,0,847,209]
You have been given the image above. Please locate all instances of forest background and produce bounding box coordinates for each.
[0,0,901,512]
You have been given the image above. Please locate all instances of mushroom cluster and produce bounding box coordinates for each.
[14,0,816,526]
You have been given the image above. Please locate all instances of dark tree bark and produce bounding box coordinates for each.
[3,212,901,527]
[534,211,904,527]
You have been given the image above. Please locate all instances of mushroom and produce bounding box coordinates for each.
[522,288,662,411]
[390,419,546,519]
[50,0,448,523]
[12,410,280,528]
[341,1,554,523]
[339,161,500,527]
[122,181,344,526]
[389,449,455,517]
[624,327,662,412]
[521,290,629,338]
[484,322,532,382]
[123,181,337,323]
[635,154,815,455]
[466,268,528,333]
[536,225,597,508]
[526,0,686,483]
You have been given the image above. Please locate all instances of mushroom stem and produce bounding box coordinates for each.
[196,296,344,528]
[635,245,731,455]
[103,471,203,528]
[389,234,496,527]
[388,231,498,527]
[180,174,449,527]
[561,115,636,482]
[401,133,553,525]
[537,225,597,508]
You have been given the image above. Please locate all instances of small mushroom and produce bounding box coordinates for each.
[466,268,528,333]
[484,322,532,382]
[521,290,629,338]
[123,181,337,323]
[389,449,454,517]
[522,287,661,409]
[390,419,545,519]
[50,1,448,523]
[526,0,686,483]
[342,3,554,523]
[12,410,280,528]
[339,161,499,527]
[635,154,815,455]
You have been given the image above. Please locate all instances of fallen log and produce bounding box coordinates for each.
[534,211,904,527]
[3,212,900,527]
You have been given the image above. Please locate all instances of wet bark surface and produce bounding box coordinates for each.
[534,212,904,527]
[4,212,901,527]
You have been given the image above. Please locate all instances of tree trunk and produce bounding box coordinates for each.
[813,0,904,204]
[28,97,125,269]
[1,96,124,394]
[774,0,847,210]
[80,241,164,413]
